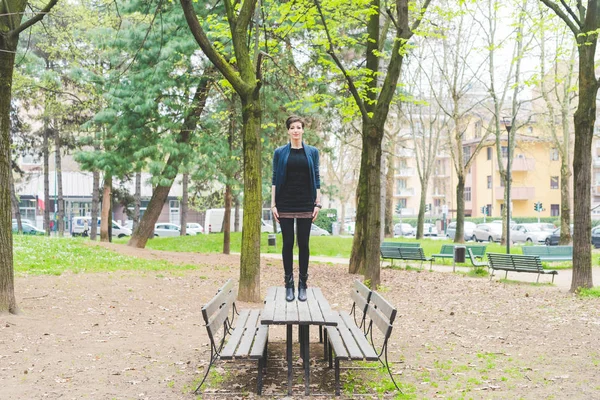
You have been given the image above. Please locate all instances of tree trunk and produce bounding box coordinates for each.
[128,73,212,248]
[43,125,50,235]
[349,121,383,288]
[100,175,112,242]
[559,160,572,244]
[10,169,22,232]
[54,126,65,237]
[416,182,428,240]
[384,151,394,237]
[234,196,240,232]
[90,169,100,240]
[0,44,18,313]
[237,93,262,302]
[180,172,188,236]
[223,184,232,254]
[570,42,597,291]
[454,175,465,243]
[133,171,141,232]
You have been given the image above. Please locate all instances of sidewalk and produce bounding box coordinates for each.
[260,252,600,291]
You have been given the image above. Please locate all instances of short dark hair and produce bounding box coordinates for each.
[285,115,305,129]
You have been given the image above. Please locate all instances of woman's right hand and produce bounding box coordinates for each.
[272,206,279,223]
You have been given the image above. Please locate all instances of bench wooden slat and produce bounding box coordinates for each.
[297,295,311,322]
[260,286,277,324]
[325,325,349,359]
[313,287,335,324]
[273,287,287,323]
[220,309,250,359]
[206,289,237,337]
[249,325,269,360]
[353,280,371,301]
[235,309,261,357]
[202,279,235,322]
[381,242,421,248]
[334,313,364,359]
[285,294,299,323]
[369,291,397,325]
[350,290,369,315]
[306,288,325,324]
[339,312,378,360]
[366,303,393,337]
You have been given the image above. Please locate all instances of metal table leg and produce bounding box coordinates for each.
[287,324,293,395]
[304,325,310,395]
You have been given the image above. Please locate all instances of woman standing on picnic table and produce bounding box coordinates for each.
[271,115,322,302]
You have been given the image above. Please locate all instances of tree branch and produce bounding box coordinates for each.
[8,0,59,38]
[410,0,432,33]
[313,0,368,119]
[560,0,582,28]
[539,0,581,36]
[180,0,249,94]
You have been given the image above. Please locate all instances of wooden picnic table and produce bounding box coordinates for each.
[261,286,337,396]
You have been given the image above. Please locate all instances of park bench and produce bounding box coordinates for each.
[380,242,421,267]
[521,245,573,261]
[487,253,558,283]
[432,244,487,261]
[195,279,269,395]
[324,280,399,396]
[467,248,489,268]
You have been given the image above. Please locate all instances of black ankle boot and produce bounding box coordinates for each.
[284,274,295,302]
[298,274,308,302]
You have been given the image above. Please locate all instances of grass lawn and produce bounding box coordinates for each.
[13,235,197,275]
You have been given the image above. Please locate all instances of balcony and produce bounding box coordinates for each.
[431,192,446,198]
[496,157,535,172]
[433,169,449,178]
[395,168,414,177]
[395,188,415,197]
[494,186,535,200]
[396,149,413,157]
[593,158,600,168]
[398,208,415,216]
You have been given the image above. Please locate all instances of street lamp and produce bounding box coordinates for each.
[503,117,512,254]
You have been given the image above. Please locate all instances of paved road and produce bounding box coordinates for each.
[260,252,600,291]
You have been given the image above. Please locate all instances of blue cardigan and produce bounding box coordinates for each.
[272,142,321,203]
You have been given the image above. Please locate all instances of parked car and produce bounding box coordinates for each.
[261,219,281,233]
[186,222,204,235]
[12,218,36,227]
[71,216,132,238]
[472,223,503,242]
[593,226,600,248]
[422,223,439,237]
[394,223,415,237]
[511,223,552,244]
[12,222,44,235]
[310,224,330,236]
[446,221,477,241]
[153,223,182,237]
[546,226,573,246]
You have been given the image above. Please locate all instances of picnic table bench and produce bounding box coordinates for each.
[521,245,573,261]
[324,280,399,395]
[261,286,337,396]
[432,244,486,261]
[487,253,558,283]
[195,279,269,395]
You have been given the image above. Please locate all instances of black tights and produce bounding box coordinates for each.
[279,218,312,277]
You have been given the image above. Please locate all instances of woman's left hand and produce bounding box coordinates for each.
[312,206,320,222]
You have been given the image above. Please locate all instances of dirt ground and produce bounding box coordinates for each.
[1,242,599,399]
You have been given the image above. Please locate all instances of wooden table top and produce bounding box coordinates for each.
[261,286,337,326]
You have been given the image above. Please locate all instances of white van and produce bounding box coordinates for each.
[71,216,132,238]
[204,208,244,234]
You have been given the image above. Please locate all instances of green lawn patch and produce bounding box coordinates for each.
[13,235,197,275]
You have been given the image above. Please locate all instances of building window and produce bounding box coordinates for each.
[434,198,441,207]
[464,187,471,201]
[501,146,508,158]
[551,204,560,216]
[487,176,492,189]
[397,199,407,209]
[551,176,559,189]
[486,204,492,216]
[396,179,407,189]
[463,146,471,166]
[487,147,492,160]
[550,148,559,161]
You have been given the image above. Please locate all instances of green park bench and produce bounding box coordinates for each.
[380,242,421,267]
[432,244,487,262]
[521,245,573,261]
[487,253,558,283]
[381,246,433,270]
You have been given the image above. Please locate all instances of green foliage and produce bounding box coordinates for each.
[314,208,337,233]
[578,287,600,298]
